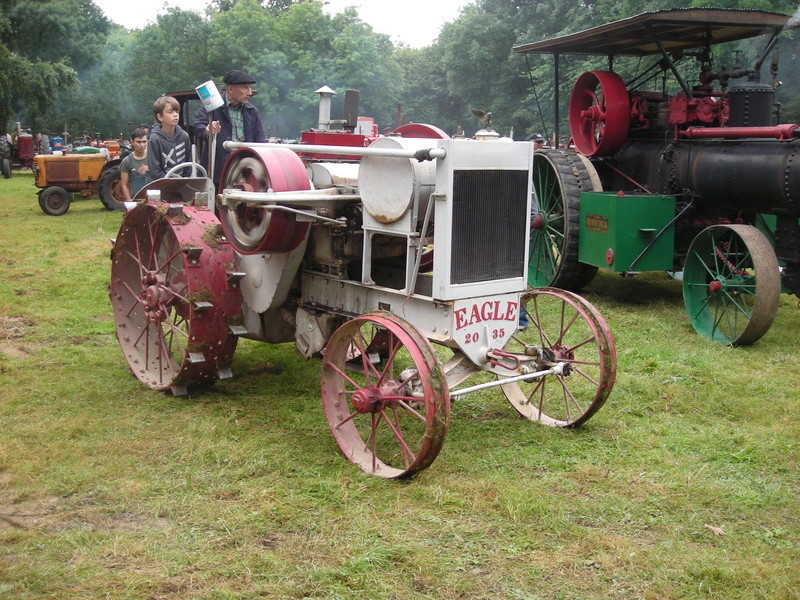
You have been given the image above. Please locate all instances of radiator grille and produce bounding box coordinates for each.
[451,170,528,284]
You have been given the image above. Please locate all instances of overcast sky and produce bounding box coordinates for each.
[92,0,473,48]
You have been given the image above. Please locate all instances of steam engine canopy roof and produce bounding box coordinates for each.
[513,8,798,57]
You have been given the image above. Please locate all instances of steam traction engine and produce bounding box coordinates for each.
[109,128,617,478]
[514,8,800,345]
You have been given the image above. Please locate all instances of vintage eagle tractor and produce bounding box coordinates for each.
[514,8,800,346]
[109,117,618,478]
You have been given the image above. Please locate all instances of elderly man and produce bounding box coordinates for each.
[528,132,546,150]
[193,69,266,187]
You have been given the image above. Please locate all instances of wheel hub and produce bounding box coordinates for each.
[542,345,573,375]
[531,214,545,230]
[708,279,724,293]
[351,383,403,414]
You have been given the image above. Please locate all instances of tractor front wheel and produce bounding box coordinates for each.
[39,186,72,216]
[321,312,450,478]
[99,165,126,211]
[1,158,9,179]
[683,224,780,345]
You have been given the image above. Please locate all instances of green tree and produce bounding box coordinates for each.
[127,8,212,105]
[0,0,110,131]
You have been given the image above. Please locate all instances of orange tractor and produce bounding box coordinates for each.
[32,143,126,216]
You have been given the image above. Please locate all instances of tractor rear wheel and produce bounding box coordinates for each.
[529,149,599,291]
[0,137,10,178]
[109,202,242,395]
[99,165,126,211]
[37,134,51,155]
[39,186,72,216]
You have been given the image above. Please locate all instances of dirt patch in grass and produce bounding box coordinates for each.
[0,316,34,340]
[0,493,171,533]
[0,495,61,529]
[0,341,30,358]
[0,316,34,358]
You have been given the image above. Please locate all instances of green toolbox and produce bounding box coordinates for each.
[578,191,676,272]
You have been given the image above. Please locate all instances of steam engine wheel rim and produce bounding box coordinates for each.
[109,202,242,393]
[682,224,780,346]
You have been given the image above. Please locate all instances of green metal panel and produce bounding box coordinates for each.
[579,192,675,272]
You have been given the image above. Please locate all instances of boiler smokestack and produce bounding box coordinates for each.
[315,85,337,131]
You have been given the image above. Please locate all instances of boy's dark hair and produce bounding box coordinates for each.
[130,127,148,140]
[153,95,180,119]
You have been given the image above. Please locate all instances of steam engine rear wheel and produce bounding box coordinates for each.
[321,313,450,479]
[529,149,599,291]
[500,287,616,427]
[219,147,311,254]
[110,202,242,395]
[683,224,780,346]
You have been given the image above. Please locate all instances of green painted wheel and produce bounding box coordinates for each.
[683,224,780,346]
[528,149,598,290]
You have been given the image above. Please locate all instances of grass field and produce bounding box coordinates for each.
[1,170,798,599]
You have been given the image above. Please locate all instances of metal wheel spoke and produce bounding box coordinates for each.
[569,365,601,387]
[557,376,585,416]
[334,409,359,430]
[722,290,752,319]
[377,336,403,387]
[381,409,416,468]
[353,329,381,383]
[327,361,362,390]
[396,399,427,423]
[565,334,597,354]
[500,289,615,427]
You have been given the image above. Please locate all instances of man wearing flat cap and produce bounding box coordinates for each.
[193,69,266,187]
[528,132,546,150]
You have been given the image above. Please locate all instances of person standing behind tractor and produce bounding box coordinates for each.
[528,132,546,150]
[119,128,148,201]
[193,70,266,187]
[146,95,191,183]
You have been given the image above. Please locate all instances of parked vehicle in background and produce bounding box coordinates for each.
[32,144,124,216]
[1,123,51,178]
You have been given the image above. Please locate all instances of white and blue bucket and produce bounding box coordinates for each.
[195,80,224,112]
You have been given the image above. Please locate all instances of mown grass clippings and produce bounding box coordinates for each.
[1,170,799,599]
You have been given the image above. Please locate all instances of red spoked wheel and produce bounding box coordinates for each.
[569,70,630,157]
[110,203,242,395]
[500,288,616,427]
[321,312,450,478]
[219,147,311,254]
